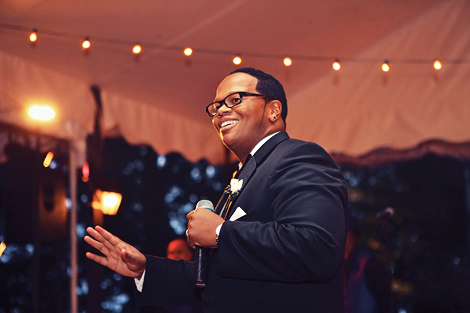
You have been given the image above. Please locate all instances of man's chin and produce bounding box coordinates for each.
[220,135,236,150]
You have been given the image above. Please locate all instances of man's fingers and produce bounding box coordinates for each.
[87,226,122,252]
[84,235,110,256]
[85,252,108,267]
[95,226,121,244]
[186,210,193,221]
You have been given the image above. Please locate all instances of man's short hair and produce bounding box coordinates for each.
[230,67,288,124]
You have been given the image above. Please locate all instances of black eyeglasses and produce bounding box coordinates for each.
[205,91,274,117]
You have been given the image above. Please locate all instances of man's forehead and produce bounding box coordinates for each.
[215,73,258,99]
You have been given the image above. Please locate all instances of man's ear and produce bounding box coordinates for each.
[268,100,282,122]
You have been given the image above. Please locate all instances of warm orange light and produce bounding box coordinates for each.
[0,242,6,258]
[29,29,38,42]
[382,60,390,72]
[28,105,56,121]
[184,47,192,56]
[233,55,242,65]
[92,189,122,215]
[433,59,442,70]
[133,44,142,54]
[332,59,341,71]
[43,152,54,167]
[283,57,292,67]
[82,37,91,50]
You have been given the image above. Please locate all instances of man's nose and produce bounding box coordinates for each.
[216,102,231,115]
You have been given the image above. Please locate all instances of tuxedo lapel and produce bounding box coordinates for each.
[237,154,256,187]
[214,190,230,216]
[224,132,290,220]
[237,132,289,188]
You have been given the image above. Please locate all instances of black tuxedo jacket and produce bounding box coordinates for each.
[138,132,348,313]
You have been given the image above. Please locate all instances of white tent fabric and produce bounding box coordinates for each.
[1,0,469,165]
[288,0,470,156]
[101,90,223,163]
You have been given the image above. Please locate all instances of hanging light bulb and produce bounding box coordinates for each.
[184,47,193,56]
[82,37,91,50]
[233,55,242,65]
[433,59,442,70]
[132,43,142,54]
[283,57,292,67]
[332,59,341,71]
[29,29,38,42]
[382,60,390,72]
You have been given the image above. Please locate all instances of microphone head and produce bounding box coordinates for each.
[196,200,214,211]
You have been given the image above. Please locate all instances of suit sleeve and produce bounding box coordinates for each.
[217,142,347,282]
[137,255,201,306]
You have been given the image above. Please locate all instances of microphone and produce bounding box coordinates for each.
[193,200,214,288]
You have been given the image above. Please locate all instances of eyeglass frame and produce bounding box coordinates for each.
[205,91,275,117]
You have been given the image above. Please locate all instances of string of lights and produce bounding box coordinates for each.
[1,22,470,71]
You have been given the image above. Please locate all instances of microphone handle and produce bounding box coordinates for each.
[193,200,215,288]
[194,245,211,287]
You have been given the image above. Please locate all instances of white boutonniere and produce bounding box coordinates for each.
[229,178,243,196]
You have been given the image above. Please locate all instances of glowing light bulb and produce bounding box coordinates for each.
[233,55,242,65]
[82,37,91,50]
[133,44,142,54]
[283,57,292,67]
[433,59,442,70]
[184,47,192,56]
[30,29,38,42]
[332,59,341,71]
[43,152,54,168]
[28,105,55,121]
[382,60,390,72]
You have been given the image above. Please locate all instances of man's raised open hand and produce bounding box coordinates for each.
[84,226,146,278]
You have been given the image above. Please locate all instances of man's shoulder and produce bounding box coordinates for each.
[278,136,329,156]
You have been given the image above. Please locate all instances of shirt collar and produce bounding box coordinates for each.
[238,132,280,169]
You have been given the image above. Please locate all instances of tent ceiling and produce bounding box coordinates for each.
[1,0,469,164]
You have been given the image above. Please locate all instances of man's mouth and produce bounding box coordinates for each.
[220,120,239,130]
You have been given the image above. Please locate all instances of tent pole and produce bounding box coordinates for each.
[69,141,78,313]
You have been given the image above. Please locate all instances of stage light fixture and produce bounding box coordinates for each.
[382,60,390,72]
[433,59,442,70]
[332,59,341,71]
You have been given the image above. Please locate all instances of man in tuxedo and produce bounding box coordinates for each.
[85,67,348,313]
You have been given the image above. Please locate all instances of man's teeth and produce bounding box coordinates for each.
[221,120,238,128]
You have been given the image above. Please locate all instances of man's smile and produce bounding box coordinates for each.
[219,119,239,132]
